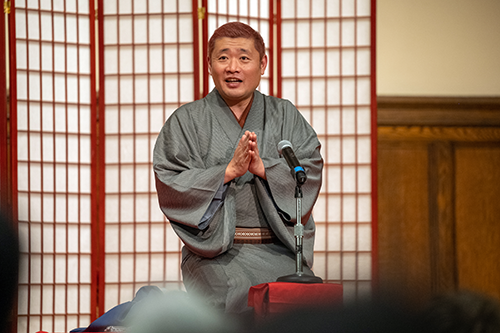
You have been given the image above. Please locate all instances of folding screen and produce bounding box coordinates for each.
[11,1,96,332]
[8,1,376,332]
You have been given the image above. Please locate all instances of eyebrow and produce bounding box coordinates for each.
[216,48,250,54]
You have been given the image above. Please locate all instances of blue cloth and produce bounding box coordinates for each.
[198,181,229,230]
[70,286,163,332]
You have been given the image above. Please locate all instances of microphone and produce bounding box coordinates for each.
[277,140,307,185]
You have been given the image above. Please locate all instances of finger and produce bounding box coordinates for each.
[236,134,250,151]
[249,139,260,154]
[235,135,252,160]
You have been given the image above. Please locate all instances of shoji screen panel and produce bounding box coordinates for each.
[12,0,95,332]
[205,0,273,96]
[100,0,194,312]
[280,0,374,301]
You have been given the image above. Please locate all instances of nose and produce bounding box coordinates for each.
[226,58,239,73]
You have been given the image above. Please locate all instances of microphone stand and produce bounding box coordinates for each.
[277,181,323,284]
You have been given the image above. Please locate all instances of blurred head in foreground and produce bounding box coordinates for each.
[125,290,238,333]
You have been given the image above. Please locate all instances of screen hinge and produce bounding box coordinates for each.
[198,6,206,20]
[4,0,11,14]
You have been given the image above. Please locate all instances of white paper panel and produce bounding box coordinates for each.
[15,2,94,332]
[102,0,193,311]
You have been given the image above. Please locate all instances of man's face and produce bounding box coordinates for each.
[208,37,267,106]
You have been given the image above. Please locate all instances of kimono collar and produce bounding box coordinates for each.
[207,89,265,147]
[236,93,254,128]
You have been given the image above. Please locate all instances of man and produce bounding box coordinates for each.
[153,22,323,313]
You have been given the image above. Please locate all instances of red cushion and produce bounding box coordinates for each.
[248,282,343,318]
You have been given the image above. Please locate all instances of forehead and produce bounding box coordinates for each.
[212,37,257,54]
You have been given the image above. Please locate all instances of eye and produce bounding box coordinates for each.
[218,55,228,61]
[241,56,249,61]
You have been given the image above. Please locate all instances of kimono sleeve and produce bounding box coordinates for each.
[153,110,227,229]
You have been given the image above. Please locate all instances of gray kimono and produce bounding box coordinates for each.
[153,89,323,312]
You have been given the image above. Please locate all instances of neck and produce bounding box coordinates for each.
[230,102,249,120]
[224,94,254,120]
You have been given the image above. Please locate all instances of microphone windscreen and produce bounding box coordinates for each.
[277,140,293,154]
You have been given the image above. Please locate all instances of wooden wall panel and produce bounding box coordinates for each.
[377,141,432,304]
[455,145,500,300]
[377,96,500,306]
[428,141,457,294]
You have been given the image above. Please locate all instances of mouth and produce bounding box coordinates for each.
[225,78,242,83]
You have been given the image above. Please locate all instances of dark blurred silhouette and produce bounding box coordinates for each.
[249,290,500,333]
[0,211,20,333]
[250,297,425,333]
[422,290,500,333]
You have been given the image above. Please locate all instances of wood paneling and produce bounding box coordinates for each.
[377,141,432,304]
[455,145,500,300]
[378,96,500,127]
[428,142,457,293]
[377,96,500,305]
[379,126,500,142]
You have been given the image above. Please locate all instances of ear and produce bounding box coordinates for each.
[207,56,212,75]
[260,55,268,75]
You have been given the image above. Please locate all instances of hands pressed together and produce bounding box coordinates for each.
[224,131,266,183]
